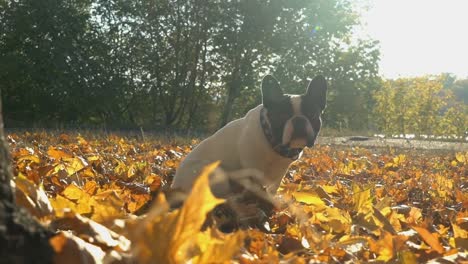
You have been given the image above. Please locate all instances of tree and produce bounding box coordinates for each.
[373,75,466,139]
[0,0,98,125]
[450,78,468,104]
[0,90,53,262]
[1,0,381,132]
[220,0,381,130]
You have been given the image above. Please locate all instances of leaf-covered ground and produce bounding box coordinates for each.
[7,132,468,263]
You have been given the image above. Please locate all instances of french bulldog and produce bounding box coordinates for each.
[171,74,327,198]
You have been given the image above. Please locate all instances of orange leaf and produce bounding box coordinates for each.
[411,226,445,254]
[368,231,395,261]
[47,147,73,160]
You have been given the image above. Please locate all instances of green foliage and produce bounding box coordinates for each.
[0,0,380,131]
[373,75,467,139]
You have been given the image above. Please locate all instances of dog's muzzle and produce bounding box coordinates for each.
[291,117,308,138]
[289,116,316,147]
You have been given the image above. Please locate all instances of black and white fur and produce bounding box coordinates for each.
[172,75,327,197]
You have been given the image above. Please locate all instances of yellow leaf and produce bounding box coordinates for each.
[17,154,41,164]
[170,162,225,262]
[91,190,125,222]
[399,250,418,264]
[77,135,88,145]
[406,207,423,224]
[50,195,77,217]
[452,222,467,239]
[385,154,406,168]
[114,159,127,176]
[321,185,339,194]
[193,228,245,264]
[86,155,100,162]
[133,162,224,264]
[63,157,87,175]
[368,231,395,262]
[61,184,93,215]
[313,207,351,233]
[50,157,87,176]
[63,183,88,201]
[455,152,467,164]
[353,184,373,214]
[292,191,326,208]
[15,174,53,219]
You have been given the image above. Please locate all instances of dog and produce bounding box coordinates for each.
[171,74,327,198]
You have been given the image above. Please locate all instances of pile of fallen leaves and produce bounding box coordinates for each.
[7,132,468,263]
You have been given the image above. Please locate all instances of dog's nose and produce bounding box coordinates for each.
[292,117,307,137]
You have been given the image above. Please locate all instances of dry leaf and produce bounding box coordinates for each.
[132,162,225,264]
[15,174,53,219]
[50,231,106,264]
[411,225,445,254]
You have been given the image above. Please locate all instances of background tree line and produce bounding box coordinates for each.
[0,0,466,138]
[373,74,467,139]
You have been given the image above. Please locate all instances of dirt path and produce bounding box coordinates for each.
[317,137,468,152]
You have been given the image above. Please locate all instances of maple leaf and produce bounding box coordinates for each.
[132,162,230,264]
[7,132,466,262]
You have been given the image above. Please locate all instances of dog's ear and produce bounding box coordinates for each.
[262,75,283,107]
[305,75,327,111]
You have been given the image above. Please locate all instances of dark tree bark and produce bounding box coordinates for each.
[219,70,241,128]
[0,92,54,263]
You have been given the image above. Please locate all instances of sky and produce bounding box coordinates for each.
[360,0,468,79]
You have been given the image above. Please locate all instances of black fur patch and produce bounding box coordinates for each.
[265,95,293,145]
[300,95,322,145]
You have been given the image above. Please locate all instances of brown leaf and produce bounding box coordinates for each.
[50,231,105,264]
[277,236,305,254]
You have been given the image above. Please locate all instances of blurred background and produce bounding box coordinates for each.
[0,0,466,139]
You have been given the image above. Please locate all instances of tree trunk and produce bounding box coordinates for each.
[0,92,54,263]
[219,67,241,128]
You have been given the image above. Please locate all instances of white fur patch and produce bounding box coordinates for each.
[282,119,293,145]
[290,95,302,115]
[282,95,315,146]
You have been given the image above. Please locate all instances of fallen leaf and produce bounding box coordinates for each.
[50,212,130,252]
[411,225,445,254]
[14,173,53,219]
[48,147,73,160]
[132,162,225,264]
[50,231,106,264]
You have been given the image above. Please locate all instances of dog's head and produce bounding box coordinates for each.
[261,75,327,149]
